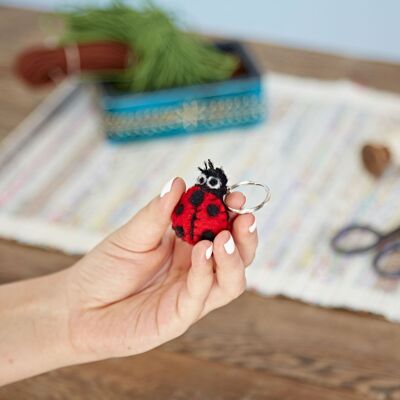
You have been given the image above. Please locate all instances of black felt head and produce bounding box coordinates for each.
[196,159,228,198]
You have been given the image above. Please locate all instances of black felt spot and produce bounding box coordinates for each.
[189,189,204,206]
[207,203,220,217]
[175,203,184,216]
[174,226,184,238]
[200,230,215,241]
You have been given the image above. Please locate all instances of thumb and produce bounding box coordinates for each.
[110,177,186,252]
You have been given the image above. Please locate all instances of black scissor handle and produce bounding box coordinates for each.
[373,241,400,278]
[331,224,382,255]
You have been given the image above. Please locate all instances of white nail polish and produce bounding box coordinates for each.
[160,178,175,198]
[205,244,213,260]
[249,219,257,233]
[224,234,235,255]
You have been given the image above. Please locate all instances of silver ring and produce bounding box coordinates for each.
[225,181,271,214]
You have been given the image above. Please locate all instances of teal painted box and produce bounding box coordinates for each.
[99,41,265,142]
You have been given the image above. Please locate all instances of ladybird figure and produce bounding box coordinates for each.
[171,160,230,245]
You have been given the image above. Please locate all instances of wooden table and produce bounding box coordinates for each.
[1,7,400,400]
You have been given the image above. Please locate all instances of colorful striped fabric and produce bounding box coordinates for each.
[1,74,400,321]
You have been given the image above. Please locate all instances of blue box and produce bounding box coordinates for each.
[99,41,265,142]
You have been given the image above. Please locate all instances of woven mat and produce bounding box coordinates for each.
[1,75,400,321]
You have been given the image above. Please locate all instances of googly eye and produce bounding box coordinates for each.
[207,176,221,189]
[197,173,207,185]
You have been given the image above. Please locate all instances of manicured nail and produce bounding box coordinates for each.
[160,178,175,198]
[249,219,257,233]
[205,244,213,260]
[224,234,235,255]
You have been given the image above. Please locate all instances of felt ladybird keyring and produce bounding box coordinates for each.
[172,160,229,244]
[171,160,271,245]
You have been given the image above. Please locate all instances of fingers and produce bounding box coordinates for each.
[212,230,246,301]
[231,213,258,266]
[169,237,193,275]
[177,241,214,322]
[224,191,258,266]
[225,191,246,220]
[110,177,185,252]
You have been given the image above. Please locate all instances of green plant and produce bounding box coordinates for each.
[61,1,238,92]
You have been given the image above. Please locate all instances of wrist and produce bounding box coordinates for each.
[0,270,78,384]
[29,271,77,370]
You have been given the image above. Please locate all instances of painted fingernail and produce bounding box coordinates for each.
[224,234,235,255]
[160,178,175,198]
[249,219,257,233]
[205,244,213,260]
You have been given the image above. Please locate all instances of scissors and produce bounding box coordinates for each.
[331,223,400,278]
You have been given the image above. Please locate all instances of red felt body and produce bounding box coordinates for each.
[171,185,229,245]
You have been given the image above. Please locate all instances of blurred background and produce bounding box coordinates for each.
[3,0,400,62]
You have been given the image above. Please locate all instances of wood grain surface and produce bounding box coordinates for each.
[1,6,400,400]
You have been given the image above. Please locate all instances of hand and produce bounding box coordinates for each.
[63,177,258,363]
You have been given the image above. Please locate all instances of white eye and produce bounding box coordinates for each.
[197,174,207,185]
[207,176,221,189]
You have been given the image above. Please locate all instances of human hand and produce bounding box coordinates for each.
[62,177,259,363]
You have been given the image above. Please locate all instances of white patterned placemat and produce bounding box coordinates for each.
[2,74,400,321]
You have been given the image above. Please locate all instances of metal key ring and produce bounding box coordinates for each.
[225,181,271,214]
